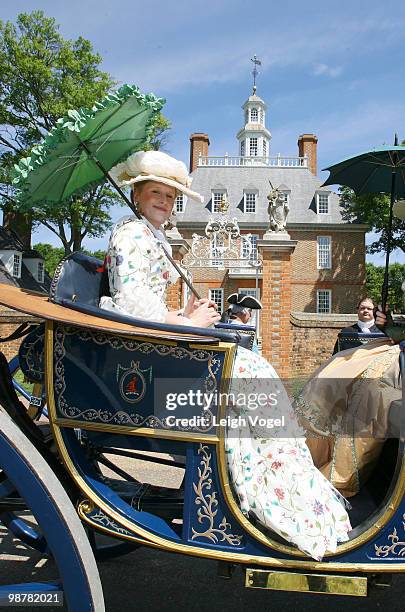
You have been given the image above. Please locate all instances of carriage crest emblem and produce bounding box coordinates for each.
[117,361,152,404]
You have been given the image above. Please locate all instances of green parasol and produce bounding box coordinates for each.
[322,136,405,308]
[13,84,164,210]
[13,84,201,298]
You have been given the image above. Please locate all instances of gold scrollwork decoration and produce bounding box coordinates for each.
[79,500,134,537]
[374,514,405,558]
[191,444,242,546]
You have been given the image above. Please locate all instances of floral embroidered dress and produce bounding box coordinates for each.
[100,215,352,560]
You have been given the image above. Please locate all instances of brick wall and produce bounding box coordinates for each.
[290,312,357,377]
[289,229,366,312]
[0,305,41,360]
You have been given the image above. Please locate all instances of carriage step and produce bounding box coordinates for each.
[245,569,368,596]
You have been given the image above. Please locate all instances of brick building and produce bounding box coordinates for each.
[168,89,368,376]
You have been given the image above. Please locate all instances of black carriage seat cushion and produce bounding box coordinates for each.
[215,321,256,351]
[337,331,386,352]
[49,252,242,344]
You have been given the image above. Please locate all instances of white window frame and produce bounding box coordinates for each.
[317,192,330,214]
[243,191,257,213]
[250,108,258,123]
[249,137,258,156]
[262,138,267,157]
[209,288,224,312]
[240,140,245,156]
[317,289,332,314]
[211,190,226,213]
[317,236,331,269]
[37,261,44,283]
[175,193,186,213]
[259,109,265,124]
[12,253,21,278]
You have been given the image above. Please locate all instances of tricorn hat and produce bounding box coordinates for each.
[110,150,203,203]
[227,293,263,311]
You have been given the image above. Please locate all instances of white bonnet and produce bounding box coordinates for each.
[110,150,203,203]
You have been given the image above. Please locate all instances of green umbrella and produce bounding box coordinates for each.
[13,84,201,299]
[322,137,405,307]
[13,84,164,209]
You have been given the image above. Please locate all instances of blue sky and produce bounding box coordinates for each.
[2,0,405,263]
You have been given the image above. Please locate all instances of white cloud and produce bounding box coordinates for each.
[112,11,405,93]
[312,63,343,78]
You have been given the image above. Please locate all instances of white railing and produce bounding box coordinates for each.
[198,155,308,168]
[228,260,263,275]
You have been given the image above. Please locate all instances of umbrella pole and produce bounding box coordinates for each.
[78,141,201,300]
[381,168,396,310]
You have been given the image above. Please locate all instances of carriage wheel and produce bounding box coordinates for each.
[0,407,105,611]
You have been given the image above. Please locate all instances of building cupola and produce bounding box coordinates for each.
[236,56,271,158]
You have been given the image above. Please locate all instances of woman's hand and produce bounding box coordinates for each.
[187,301,221,328]
[183,295,218,318]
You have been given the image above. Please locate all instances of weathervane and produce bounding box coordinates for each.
[250,54,262,94]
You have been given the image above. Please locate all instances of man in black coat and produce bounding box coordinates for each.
[333,297,384,353]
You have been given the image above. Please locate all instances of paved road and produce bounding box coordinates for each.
[0,533,404,612]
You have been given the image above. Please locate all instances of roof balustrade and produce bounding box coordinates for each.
[198,155,308,168]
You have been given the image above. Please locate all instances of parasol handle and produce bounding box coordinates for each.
[78,141,201,300]
[381,147,398,311]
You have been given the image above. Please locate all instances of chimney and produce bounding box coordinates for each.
[189,133,210,173]
[297,134,318,175]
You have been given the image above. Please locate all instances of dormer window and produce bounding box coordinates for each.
[175,194,186,213]
[250,108,258,123]
[211,190,226,213]
[317,192,330,214]
[37,261,44,283]
[243,191,257,213]
[12,253,21,278]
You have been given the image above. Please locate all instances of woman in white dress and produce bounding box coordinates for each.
[99,150,352,560]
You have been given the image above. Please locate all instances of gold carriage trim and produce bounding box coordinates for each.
[191,445,243,546]
[245,569,368,596]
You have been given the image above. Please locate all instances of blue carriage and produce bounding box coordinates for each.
[1,251,405,607]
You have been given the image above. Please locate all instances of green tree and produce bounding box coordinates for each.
[0,11,170,253]
[34,242,106,277]
[33,243,66,277]
[147,113,171,151]
[365,262,405,312]
[0,11,114,223]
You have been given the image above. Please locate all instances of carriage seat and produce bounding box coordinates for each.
[49,252,243,344]
[335,330,386,353]
[49,251,104,307]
